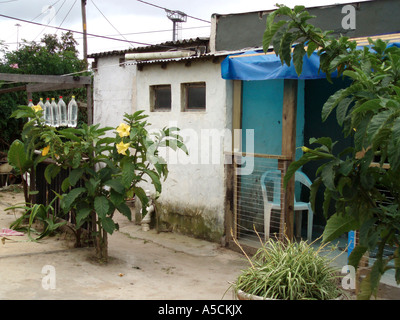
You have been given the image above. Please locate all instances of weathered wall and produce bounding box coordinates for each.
[93,56,136,129]
[135,59,232,242]
[213,0,400,52]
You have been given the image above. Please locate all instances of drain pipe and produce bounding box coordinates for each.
[141,190,154,231]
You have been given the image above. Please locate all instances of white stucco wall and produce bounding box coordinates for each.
[136,59,232,241]
[93,56,136,129]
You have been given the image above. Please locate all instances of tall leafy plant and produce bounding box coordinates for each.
[9,104,187,262]
[264,5,400,299]
[40,110,187,261]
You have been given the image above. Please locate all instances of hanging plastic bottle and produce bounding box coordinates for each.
[37,97,45,123]
[51,98,59,127]
[58,96,68,127]
[68,96,78,127]
[44,98,52,126]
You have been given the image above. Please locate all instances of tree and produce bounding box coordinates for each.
[264,5,400,299]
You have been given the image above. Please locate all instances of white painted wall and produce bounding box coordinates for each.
[92,55,232,241]
[136,59,232,239]
[93,56,136,129]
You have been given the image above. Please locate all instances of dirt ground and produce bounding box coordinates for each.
[1,186,400,301]
[0,187,248,300]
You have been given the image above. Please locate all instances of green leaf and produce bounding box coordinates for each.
[388,117,400,171]
[94,196,110,220]
[143,169,162,193]
[76,207,92,228]
[348,245,368,270]
[69,168,84,186]
[101,217,116,234]
[58,129,81,142]
[110,189,124,206]
[85,178,100,197]
[272,23,288,57]
[353,99,381,115]
[121,161,136,188]
[358,259,383,300]
[132,186,149,216]
[306,41,318,57]
[322,212,359,243]
[105,179,125,194]
[309,177,322,213]
[320,161,336,190]
[336,97,354,126]
[263,20,287,52]
[72,152,81,169]
[117,202,132,220]
[280,32,296,66]
[61,177,71,193]
[321,88,346,122]
[293,44,306,76]
[44,163,61,184]
[61,187,86,212]
[367,110,392,143]
[7,139,33,174]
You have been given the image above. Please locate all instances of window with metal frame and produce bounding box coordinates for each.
[181,82,206,111]
[150,85,172,111]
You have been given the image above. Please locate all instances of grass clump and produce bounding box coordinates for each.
[234,235,343,300]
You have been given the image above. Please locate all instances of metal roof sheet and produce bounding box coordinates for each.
[88,37,210,59]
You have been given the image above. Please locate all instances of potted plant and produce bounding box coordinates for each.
[232,234,345,300]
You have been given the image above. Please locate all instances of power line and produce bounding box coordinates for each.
[0,12,156,47]
[90,0,130,43]
[3,25,210,45]
[0,12,200,50]
[57,0,78,31]
[32,0,67,41]
[135,0,211,24]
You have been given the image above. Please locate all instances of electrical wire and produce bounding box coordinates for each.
[90,0,130,43]
[56,0,78,32]
[0,12,159,47]
[32,0,67,41]
[135,0,211,24]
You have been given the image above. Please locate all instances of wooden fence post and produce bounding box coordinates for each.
[280,79,298,241]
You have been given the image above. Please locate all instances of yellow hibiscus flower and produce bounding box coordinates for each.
[116,141,130,155]
[116,123,131,137]
[42,145,50,156]
[32,105,43,113]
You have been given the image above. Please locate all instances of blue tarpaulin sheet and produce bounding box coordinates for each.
[221,43,400,81]
[221,50,335,80]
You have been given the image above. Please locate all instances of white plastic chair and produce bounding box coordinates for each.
[260,169,313,242]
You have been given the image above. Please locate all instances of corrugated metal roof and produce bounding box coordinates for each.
[88,37,210,58]
[132,52,219,66]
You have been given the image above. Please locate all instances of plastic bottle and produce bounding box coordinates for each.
[44,98,52,126]
[68,96,78,127]
[58,96,68,127]
[37,98,44,122]
[51,98,59,127]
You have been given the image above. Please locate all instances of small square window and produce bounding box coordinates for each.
[182,82,206,111]
[150,85,171,111]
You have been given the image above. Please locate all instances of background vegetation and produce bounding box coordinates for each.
[0,32,87,152]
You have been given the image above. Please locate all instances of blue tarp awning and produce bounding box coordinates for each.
[221,50,334,81]
[221,43,400,81]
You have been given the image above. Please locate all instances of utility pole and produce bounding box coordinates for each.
[81,0,88,68]
[80,0,92,125]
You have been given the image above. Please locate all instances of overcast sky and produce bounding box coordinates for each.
[0,0,372,58]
